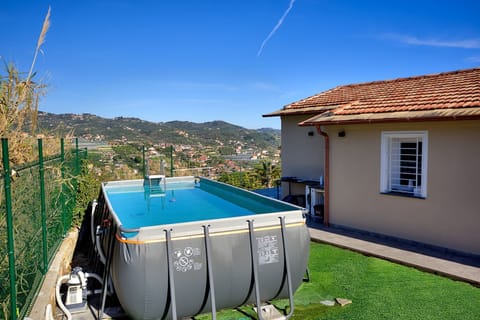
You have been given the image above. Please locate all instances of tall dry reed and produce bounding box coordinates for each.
[0,7,52,166]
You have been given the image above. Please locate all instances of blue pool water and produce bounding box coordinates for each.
[105,179,295,229]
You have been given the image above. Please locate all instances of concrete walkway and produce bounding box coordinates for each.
[308,224,480,286]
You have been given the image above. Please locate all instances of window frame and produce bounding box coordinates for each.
[380,131,428,198]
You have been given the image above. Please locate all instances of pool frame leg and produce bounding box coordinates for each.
[279,216,295,319]
[203,225,217,319]
[164,229,178,320]
[98,223,116,320]
[303,268,311,282]
[247,220,264,320]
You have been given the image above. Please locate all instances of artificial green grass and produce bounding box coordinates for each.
[196,242,480,319]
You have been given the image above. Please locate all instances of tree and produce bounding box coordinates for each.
[218,171,262,190]
[254,160,281,188]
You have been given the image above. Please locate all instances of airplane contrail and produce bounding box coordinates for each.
[257,0,296,57]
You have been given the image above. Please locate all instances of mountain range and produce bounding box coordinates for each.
[37,111,281,150]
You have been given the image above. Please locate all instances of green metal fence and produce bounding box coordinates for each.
[0,138,87,320]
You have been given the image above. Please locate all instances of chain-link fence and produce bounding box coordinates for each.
[0,138,86,320]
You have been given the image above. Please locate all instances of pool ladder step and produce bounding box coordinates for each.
[145,174,166,189]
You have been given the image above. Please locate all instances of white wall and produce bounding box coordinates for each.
[325,121,480,255]
[281,115,325,197]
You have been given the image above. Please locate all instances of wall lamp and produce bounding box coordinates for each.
[308,131,314,137]
[338,130,346,137]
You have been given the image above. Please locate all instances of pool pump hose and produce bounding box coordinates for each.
[55,267,103,320]
[90,200,107,264]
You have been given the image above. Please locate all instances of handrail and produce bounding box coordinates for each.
[8,148,87,174]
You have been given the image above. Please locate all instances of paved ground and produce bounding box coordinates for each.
[307,220,480,286]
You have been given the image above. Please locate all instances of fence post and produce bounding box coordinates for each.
[38,139,49,274]
[170,145,174,177]
[142,145,146,178]
[60,138,67,235]
[75,137,80,175]
[2,138,17,320]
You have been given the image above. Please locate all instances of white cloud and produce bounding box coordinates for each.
[257,0,296,57]
[164,81,239,92]
[466,56,480,63]
[382,33,480,49]
[250,82,281,92]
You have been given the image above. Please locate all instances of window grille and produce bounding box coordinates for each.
[381,132,428,198]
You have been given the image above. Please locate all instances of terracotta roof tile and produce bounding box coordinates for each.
[264,68,480,122]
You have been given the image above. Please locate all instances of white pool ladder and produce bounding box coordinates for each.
[144,160,167,189]
[145,174,166,189]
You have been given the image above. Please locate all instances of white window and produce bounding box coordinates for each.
[380,131,428,198]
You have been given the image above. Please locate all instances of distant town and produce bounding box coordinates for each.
[38,112,282,186]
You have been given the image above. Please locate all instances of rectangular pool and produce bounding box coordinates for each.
[94,176,310,320]
[104,177,300,230]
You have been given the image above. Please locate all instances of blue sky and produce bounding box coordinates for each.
[1,1,479,129]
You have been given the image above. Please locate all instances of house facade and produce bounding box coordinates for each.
[265,68,480,255]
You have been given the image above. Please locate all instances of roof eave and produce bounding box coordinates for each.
[299,108,480,126]
[263,105,338,118]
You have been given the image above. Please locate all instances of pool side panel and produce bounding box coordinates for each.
[111,223,310,319]
[199,178,297,213]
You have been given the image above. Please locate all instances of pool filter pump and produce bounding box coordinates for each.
[56,267,104,319]
[64,267,88,312]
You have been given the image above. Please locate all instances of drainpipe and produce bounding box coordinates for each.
[316,125,329,227]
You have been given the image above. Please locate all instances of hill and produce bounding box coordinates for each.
[37,112,281,150]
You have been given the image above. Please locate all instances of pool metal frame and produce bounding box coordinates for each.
[95,176,307,320]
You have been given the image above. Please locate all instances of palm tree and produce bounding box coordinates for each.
[255,160,281,188]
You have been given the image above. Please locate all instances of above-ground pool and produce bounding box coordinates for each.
[93,176,310,319]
